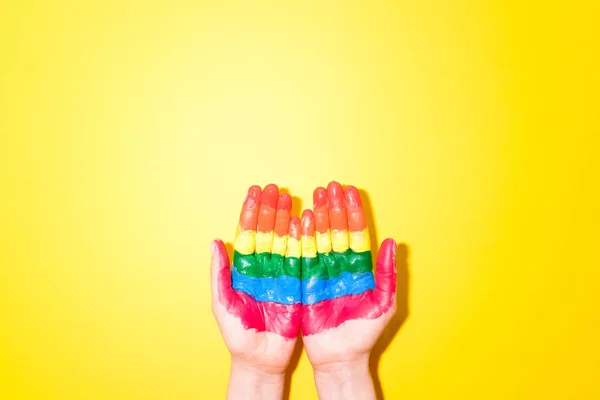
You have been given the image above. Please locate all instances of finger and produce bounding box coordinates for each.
[300,209,320,285]
[372,238,397,309]
[283,215,302,278]
[344,186,370,252]
[301,209,317,259]
[272,193,291,257]
[256,184,278,254]
[234,185,261,255]
[286,215,301,259]
[327,181,349,253]
[211,239,235,308]
[313,187,332,254]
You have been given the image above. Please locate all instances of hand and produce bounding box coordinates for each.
[300,181,397,400]
[211,184,301,399]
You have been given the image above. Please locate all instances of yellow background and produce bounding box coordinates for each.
[1,1,598,398]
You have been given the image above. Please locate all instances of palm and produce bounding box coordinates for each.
[299,182,397,367]
[213,299,296,371]
[211,184,301,373]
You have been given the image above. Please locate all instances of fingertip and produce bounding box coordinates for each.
[248,185,262,196]
[211,239,229,266]
[327,181,344,207]
[246,185,262,203]
[301,209,315,235]
[260,184,279,208]
[378,238,397,269]
[383,237,397,250]
[327,181,342,191]
[344,185,363,209]
[313,187,328,208]
[264,183,279,193]
[277,193,292,211]
[211,238,223,252]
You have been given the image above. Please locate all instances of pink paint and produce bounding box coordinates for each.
[301,238,397,336]
[214,240,300,339]
[226,291,301,339]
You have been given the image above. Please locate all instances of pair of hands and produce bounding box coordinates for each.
[211,182,397,399]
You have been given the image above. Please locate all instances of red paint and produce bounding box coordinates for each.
[344,185,367,232]
[301,209,315,236]
[257,184,278,233]
[313,187,330,234]
[289,216,301,239]
[274,193,291,236]
[214,240,300,339]
[239,185,261,230]
[313,187,328,208]
[300,238,397,336]
[260,184,279,208]
[327,181,348,230]
[278,193,292,211]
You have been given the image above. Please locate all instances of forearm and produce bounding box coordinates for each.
[313,356,375,400]
[227,358,285,400]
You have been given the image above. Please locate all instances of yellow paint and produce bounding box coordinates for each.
[1,1,598,399]
[349,228,371,253]
[271,234,288,257]
[234,229,255,255]
[316,230,332,254]
[285,237,301,259]
[331,229,350,253]
[254,231,274,254]
[302,235,318,259]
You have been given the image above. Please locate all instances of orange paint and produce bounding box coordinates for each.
[274,193,291,236]
[327,181,348,230]
[256,184,278,233]
[344,185,367,231]
[313,187,329,234]
[301,209,315,236]
[289,216,301,240]
[238,185,261,230]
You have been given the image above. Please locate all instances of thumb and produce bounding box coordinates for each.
[210,239,233,307]
[372,238,397,309]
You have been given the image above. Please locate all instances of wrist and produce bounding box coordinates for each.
[312,355,375,400]
[227,357,285,400]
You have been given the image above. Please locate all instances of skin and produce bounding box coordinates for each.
[210,184,301,399]
[301,181,397,400]
[211,181,397,399]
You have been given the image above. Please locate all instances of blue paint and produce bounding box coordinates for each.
[301,271,375,305]
[231,265,301,305]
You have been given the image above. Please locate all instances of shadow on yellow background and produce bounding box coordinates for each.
[362,189,412,400]
[1,0,599,399]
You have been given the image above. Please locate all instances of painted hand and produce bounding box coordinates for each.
[300,182,397,368]
[211,184,301,375]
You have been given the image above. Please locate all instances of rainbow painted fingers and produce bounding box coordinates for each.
[214,184,301,340]
[300,182,397,336]
[212,182,397,341]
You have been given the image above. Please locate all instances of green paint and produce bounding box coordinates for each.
[233,250,373,280]
[233,251,301,278]
[302,250,373,280]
